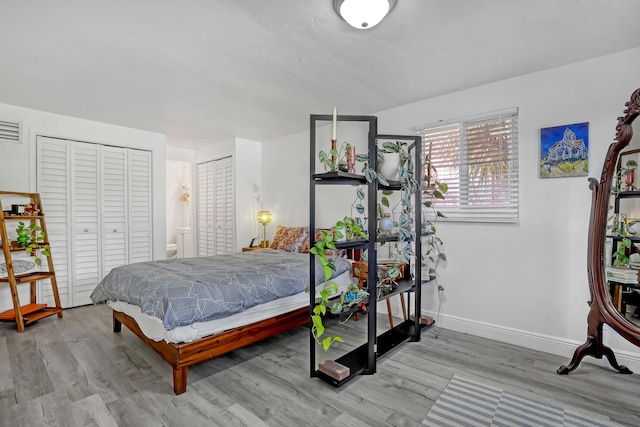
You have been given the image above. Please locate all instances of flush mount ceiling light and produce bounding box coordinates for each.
[333,0,396,29]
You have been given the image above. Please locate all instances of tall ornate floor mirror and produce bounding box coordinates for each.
[558,88,640,375]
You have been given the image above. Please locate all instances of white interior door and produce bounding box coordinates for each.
[197,161,215,256]
[36,136,71,308]
[197,157,234,256]
[128,149,152,264]
[71,141,101,306]
[102,146,128,276]
[214,157,234,254]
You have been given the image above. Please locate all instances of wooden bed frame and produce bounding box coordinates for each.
[112,306,310,394]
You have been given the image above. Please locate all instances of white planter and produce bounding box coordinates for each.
[378,152,400,181]
[334,227,347,242]
[379,214,393,233]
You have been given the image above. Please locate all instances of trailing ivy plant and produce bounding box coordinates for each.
[309,219,368,351]
[374,142,419,290]
[420,148,449,337]
[376,141,449,334]
[357,140,449,292]
[421,166,448,283]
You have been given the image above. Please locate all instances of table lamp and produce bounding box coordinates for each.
[257,210,272,248]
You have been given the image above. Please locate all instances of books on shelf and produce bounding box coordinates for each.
[606,267,639,284]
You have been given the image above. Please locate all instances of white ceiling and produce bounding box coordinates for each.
[1,1,639,150]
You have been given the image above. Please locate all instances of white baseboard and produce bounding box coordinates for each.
[425,310,640,373]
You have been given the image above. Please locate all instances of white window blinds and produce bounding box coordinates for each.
[420,110,519,223]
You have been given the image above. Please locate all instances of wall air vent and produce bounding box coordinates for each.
[0,119,22,144]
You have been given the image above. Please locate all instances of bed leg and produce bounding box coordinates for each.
[173,366,188,395]
[113,315,122,333]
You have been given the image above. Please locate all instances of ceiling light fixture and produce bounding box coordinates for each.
[333,0,396,30]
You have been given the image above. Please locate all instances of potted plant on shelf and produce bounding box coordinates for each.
[613,237,632,267]
[319,142,353,173]
[15,222,31,248]
[376,140,411,183]
[605,237,640,285]
[15,221,50,266]
[334,216,366,242]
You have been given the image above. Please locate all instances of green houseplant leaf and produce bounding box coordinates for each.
[16,222,50,267]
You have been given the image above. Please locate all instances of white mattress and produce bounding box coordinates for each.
[108,268,354,344]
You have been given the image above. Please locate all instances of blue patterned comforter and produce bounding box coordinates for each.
[90,249,351,330]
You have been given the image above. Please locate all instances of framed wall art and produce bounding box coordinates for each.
[540,122,589,178]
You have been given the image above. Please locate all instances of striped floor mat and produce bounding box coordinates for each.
[420,375,624,427]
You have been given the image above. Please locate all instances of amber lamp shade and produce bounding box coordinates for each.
[257,210,272,247]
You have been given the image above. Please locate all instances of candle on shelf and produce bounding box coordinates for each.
[332,107,337,141]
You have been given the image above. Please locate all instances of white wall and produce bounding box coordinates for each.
[263,46,640,371]
[234,138,262,250]
[197,138,235,161]
[0,102,166,259]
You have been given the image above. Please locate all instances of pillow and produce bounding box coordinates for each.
[0,257,38,278]
[269,226,309,252]
[300,229,344,257]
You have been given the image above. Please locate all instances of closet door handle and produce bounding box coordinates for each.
[84,228,89,232]
[113,228,118,232]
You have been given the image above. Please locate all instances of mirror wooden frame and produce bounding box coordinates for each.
[558,88,640,375]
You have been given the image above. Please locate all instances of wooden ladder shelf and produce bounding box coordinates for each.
[0,191,63,332]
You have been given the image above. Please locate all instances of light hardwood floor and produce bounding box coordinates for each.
[1,304,640,426]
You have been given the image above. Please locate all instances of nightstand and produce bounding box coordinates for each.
[242,246,263,252]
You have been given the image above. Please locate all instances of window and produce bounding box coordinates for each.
[419,109,519,223]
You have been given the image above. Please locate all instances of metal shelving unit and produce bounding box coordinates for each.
[308,115,427,386]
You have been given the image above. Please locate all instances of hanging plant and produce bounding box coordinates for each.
[309,221,368,351]
[421,152,448,282]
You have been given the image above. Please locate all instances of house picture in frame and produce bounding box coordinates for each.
[540,122,589,178]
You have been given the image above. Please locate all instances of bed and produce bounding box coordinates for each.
[90,227,351,394]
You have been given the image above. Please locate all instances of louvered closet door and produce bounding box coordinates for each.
[71,141,101,306]
[127,149,152,263]
[214,157,234,254]
[197,161,215,256]
[102,146,128,275]
[36,136,71,308]
[36,138,153,307]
